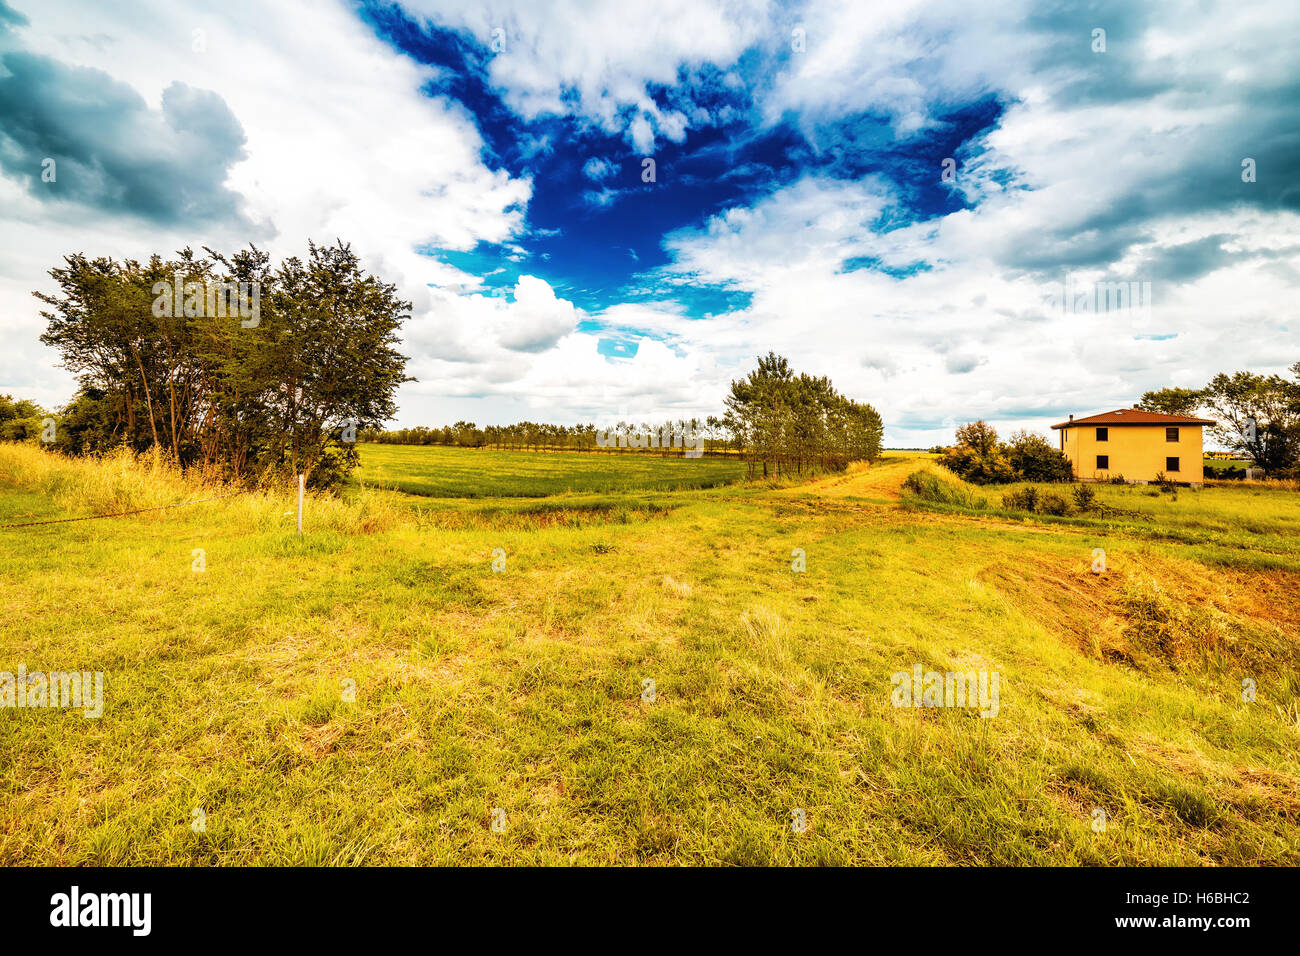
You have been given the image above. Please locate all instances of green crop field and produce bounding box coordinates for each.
[2,441,1298,865]
[354,442,745,497]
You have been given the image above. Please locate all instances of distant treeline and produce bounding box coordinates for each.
[359,419,740,456]
[364,353,885,476]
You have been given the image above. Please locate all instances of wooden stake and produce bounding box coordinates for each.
[297,473,304,535]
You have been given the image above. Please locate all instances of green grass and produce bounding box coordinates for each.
[1,442,1298,865]
[1203,457,1254,473]
[354,442,745,498]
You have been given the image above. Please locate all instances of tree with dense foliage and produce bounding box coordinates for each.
[723,352,883,477]
[1006,429,1075,482]
[0,394,45,441]
[1139,386,1205,417]
[1200,367,1300,476]
[939,421,1071,484]
[1142,365,1300,476]
[34,241,410,488]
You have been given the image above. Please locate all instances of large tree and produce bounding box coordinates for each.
[1200,367,1300,474]
[1139,386,1205,417]
[35,240,411,488]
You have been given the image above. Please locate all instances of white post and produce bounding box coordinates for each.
[297,473,304,535]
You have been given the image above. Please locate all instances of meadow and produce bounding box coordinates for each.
[1,441,1298,865]
[354,442,744,497]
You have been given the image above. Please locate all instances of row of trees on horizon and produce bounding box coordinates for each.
[359,419,741,455]
[361,352,888,476]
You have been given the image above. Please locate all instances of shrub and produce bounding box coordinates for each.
[941,422,1072,484]
[1001,487,1039,511]
[1071,484,1097,511]
[1038,493,1069,516]
[1006,430,1073,482]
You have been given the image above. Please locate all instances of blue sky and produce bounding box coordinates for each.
[1,0,1297,445]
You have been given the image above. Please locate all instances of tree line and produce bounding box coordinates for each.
[30,241,410,488]
[16,276,882,483]
[360,419,741,455]
[363,354,886,475]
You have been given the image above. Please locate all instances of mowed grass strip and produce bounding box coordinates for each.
[353,443,745,497]
[1,442,1298,865]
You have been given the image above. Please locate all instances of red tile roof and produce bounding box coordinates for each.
[1050,408,1215,429]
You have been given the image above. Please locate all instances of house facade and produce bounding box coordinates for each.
[1050,408,1216,486]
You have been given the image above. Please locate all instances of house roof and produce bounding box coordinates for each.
[1050,408,1216,430]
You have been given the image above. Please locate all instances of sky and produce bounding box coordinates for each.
[1,0,1297,447]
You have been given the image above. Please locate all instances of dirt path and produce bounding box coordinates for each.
[775,454,931,500]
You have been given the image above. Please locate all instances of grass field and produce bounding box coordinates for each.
[2,441,1298,865]
[354,442,745,497]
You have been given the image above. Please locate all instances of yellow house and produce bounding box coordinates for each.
[1051,408,1216,487]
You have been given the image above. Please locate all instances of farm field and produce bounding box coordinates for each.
[354,442,746,497]
[1,441,1298,865]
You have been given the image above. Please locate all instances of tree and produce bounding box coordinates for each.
[0,394,46,441]
[1006,430,1073,482]
[939,422,1014,483]
[35,240,411,488]
[1139,387,1204,417]
[1200,367,1300,475]
[939,422,1069,484]
[724,353,882,477]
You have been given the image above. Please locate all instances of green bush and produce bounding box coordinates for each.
[1001,487,1039,511]
[939,421,1072,485]
[1071,484,1097,511]
[1038,492,1069,516]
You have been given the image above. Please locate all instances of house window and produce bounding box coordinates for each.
[1166,427,1179,442]
[1166,457,1180,472]
[1096,427,1108,441]
[1097,455,1109,469]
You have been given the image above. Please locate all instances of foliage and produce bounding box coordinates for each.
[1071,483,1097,511]
[35,241,410,489]
[1139,387,1205,417]
[1143,363,1300,476]
[1200,366,1300,476]
[0,394,45,441]
[1006,429,1074,482]
[360,417,737,455]
[724,353,883,477]
[938,421,1071,484]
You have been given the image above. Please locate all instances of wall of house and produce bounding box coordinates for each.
[1061,424,1203,483]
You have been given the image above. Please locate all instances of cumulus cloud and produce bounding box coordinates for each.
[0,53,250,224]
[393,0,773,151]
